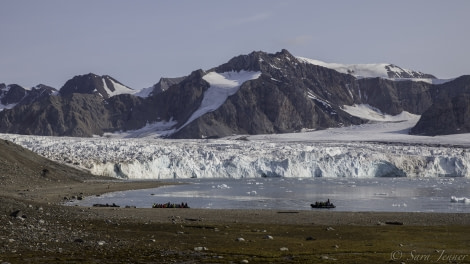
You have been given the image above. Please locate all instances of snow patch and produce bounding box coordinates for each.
[297,57,390,78]
[101,77,134,97]
[133,86,154,98]
[0,103,18,111]
[104,118,178,138]
[178,71,261,131]
[342,104,420,122]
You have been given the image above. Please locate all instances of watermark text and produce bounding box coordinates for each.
[391,249,468,262]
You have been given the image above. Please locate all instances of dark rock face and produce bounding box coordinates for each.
[150,76,186,96]
[1,83,57,108]
[20,84,57,106]
[0,84,27,105]
[410,93,470,136]
[357,78,434,115]
[408,76,470,136]
[0,94,111,136]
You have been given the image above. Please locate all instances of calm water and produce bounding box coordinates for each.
[69,178,470,213]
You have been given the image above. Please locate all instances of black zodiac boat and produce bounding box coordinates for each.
[311,199,335,209]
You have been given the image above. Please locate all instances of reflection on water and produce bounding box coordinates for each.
[69,178,470,213]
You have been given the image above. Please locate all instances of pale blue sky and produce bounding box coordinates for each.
[1,0,469,89]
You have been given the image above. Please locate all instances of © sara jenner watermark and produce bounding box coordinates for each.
[391,250,468,262]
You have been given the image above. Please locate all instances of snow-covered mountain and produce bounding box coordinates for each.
[1,49,469,138]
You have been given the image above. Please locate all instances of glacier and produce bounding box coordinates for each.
[1,130,469,179]
[1,105,469,179]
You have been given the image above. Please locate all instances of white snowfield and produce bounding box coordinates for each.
[1,105,469,179]
[296,56,453,84]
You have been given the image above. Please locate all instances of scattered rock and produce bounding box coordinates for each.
[306,236,316,241]
[74,238,84,243]
[9,210,24,218]
[236,237,245,242]
[194,246,208,251]
[240,260,249,263]
[280,247,289,251]
[264,235,274,240]
[326,227,335,231]
[97,241,106,246]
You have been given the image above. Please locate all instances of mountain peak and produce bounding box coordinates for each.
[59,73,134,99]
[213,49,298,74]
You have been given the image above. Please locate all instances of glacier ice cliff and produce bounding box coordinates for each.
[1,134,469,179]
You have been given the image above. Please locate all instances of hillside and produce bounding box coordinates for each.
[0,139,95,187]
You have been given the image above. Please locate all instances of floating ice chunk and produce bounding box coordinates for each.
[374,193,388,196]
[450,196,470,204]
[392,203,407,207]
[213,184,231,189]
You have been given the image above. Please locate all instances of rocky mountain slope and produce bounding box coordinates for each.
[0,83,56,110]
[410,90,470,136]
[0,49,469,138]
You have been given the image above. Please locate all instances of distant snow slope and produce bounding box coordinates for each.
[2,110,469,179]
[132,86,154,98]
[297,57,393,78]
[296,57,453,84]
[342,104,419,122]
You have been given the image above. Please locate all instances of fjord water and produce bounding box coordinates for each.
[69,177,470,213]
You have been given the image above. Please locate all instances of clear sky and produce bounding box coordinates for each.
[1,0,469,89]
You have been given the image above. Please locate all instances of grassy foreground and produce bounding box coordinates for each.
[3,218,470,264]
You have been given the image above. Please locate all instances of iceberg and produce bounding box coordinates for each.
[450,196,470,204]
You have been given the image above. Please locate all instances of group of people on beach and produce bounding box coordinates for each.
[152,202,189,208]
